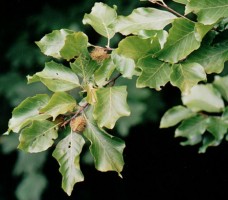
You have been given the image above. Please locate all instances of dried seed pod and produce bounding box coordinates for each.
[90,47,109,62]
[70,115,87,133]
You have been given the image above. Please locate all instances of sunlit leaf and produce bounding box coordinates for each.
[137,30,168,49]
[94,86,130,129]
[84,110,125,176]
[6,94,50,134]
[213,75,228,102]
[82,2,117,39]
[39,92,77,121]
[18,120,58,153]
[186,42,228,74]
[28,61,80,92]
[52,128,85,196]
[36,29,73,59]
[116,36,160,62]
[182,84,225,113]
[175,115,208,146]
[111,51,137,79]
[157,18,202,63]
[114,7,176,35]
[186,0,228,25]
[36,29,88,60]
[160,105,195,128]
[136,56,171,90]
[170,62,206,94]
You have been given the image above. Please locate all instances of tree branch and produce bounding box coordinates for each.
[149,0,189,20]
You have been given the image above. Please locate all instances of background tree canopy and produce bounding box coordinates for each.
[1,0,228,199]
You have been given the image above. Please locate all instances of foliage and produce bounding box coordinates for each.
[2,0,228,198]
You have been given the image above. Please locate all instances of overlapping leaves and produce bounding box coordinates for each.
[4,0,228,197]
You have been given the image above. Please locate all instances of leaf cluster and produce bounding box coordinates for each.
[4,0,228,196]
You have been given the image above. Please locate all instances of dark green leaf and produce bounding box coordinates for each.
[175,115,208,145]
[84,110,125,176]
[157,18,203,63]
[186,42,228,74]
[136,56,171,90]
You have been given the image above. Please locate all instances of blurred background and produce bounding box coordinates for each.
[1,0,228,199]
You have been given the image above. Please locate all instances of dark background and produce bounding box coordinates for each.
[1,1,228,200]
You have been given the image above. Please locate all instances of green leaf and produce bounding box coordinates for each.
[186,0,228,25]
[206,117,228,140]
[199,134,221,153]
[35,29,73,59]
[199,117,228,153]
[213,75,228,102]
[160,105,195,128]
[175,115,208,146]
[182,84,225,113]
[157,18,202,63]
[116,36,160,62]
[137,30,168,49]
[84,110,125,176]
[6,94,50,134]
[136,56,171,90]
[28,61,80,92]
[186,42,228,74]
[111,51,138,79]
[93,86,130,129]
[114,7,176,35]
[170,62,206,94]
[60,32,89,60]
[82,2,117,39]
[39,92,77,121]
[18,120,58,153]
[94,58,116,87]
[36,29,88,60]
[52,128,85,196]
[222,107,228,122]
[70,56,99,82]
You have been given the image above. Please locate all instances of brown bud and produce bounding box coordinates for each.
[70,115,87,133]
